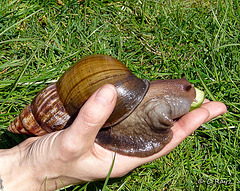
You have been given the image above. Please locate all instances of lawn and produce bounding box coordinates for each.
[0,0,239,190]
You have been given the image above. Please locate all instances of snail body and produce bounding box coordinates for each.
[8,55,196,157]
[96,78,195,156]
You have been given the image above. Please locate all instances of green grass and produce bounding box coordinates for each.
[0,0,239,190]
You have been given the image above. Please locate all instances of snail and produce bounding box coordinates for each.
[8,55,196,157]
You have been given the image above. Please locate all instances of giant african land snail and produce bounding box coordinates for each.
[8,55,197,157]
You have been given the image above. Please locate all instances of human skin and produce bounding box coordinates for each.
[0,84,227,191]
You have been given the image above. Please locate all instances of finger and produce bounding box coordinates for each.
[61,84,117,151]
[155,101,227,157]
[201,101,227,123]
[203,98,210,104]
[172,101,227,137]
[166,107,209,151]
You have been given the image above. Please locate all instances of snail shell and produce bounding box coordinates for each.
[8,55,196,157]
[8,55,149,135]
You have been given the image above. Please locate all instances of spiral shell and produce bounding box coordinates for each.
[8,55,149,135]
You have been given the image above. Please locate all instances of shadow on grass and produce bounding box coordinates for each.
[0,130,31,149]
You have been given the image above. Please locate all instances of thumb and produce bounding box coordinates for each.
[61,84,117,151]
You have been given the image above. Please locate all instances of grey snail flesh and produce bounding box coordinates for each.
[8,55,196,157]
[96,78,196,157]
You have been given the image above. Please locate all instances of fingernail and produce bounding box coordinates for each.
[95,84,117,106]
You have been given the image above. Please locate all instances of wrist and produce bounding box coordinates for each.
[0,133,87,191]
[0,143,41,191]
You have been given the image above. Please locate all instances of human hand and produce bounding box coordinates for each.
[0,85,227,191]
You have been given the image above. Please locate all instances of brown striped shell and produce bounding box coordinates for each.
[8,55,149,135]
[56,55,149,127]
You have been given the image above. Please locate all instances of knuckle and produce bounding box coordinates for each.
[57,137,80,161]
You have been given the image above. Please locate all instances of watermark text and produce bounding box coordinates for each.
[198,178,239,186]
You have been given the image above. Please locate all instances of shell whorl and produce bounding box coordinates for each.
[8,104,47,135]
[8,83,71,135]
